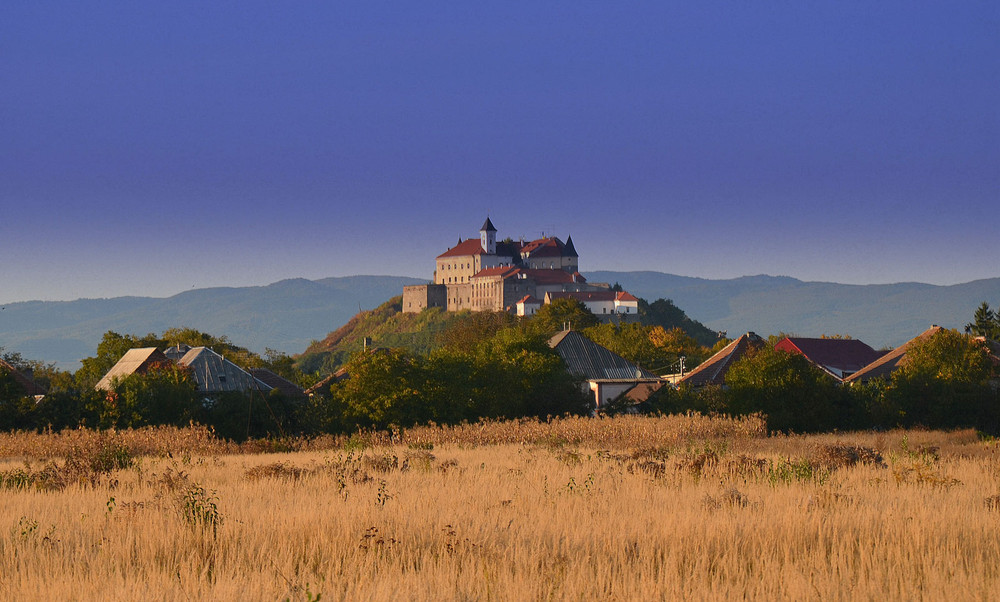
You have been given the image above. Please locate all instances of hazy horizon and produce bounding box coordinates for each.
[3,269,998,306]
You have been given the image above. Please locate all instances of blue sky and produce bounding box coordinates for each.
[2,1,997,303]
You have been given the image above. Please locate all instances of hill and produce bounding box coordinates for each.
[296,297,465,374]
[295,293,716,375]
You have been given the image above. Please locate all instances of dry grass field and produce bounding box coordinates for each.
[2,415,999,601]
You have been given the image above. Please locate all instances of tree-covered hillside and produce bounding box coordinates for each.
[296,295,721,376]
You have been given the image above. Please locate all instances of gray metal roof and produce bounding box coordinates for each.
[177,347,271,393]
[548,330,658,381]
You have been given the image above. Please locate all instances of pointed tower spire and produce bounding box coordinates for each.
[564,235,578,258]
[480,217,497,254]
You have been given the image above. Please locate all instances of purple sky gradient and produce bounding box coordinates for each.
[2,1,997,303]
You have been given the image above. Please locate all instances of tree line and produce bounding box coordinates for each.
[1,299,998,438]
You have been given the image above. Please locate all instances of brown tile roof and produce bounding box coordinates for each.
[680,332,765,387]
[303,367,350,396]
[774,337,882,378]
[844,326,945,383]
[0,359,47,397]
[624,381,667,403]
[249,369,306,399]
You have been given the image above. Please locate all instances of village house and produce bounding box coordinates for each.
[95,346,278,396]
[403,218,637,316]
[774,336,884,381]
[0,357,47,401]
[679,332,765,387]
[548,329,661,410]
[843,326,944,384]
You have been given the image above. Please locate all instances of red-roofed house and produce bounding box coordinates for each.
[515,295,542,316]
[774,337,884,380]
[545,290,639,321]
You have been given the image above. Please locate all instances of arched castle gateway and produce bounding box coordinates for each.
[403,219,638,319]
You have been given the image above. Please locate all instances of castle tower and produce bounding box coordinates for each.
[480,217,497,254]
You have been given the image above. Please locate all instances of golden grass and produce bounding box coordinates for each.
[2,416,1000,600]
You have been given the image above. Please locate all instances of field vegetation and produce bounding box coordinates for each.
[2,415,999,600]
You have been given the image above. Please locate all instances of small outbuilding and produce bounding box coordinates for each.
[548,329,660,410]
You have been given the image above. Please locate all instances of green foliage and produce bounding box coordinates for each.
[583,322,670,373]
[102,364,200,429]
[638,298,718,347]
[181,484,223,535]
[724,346,845,432]
[884,329,998,430]
[967,301,1000,340]
[528,298,600,335]
[437,310,518,352]
[311,326,589,432]
[296,298,464,375]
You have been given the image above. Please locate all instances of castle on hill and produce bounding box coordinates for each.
[403,218,639,319]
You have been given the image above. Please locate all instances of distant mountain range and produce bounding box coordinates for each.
[585,271,999,349]
[2,272,997,369]
[0,276,425,369]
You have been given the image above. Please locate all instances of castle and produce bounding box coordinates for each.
[403,218,638,318]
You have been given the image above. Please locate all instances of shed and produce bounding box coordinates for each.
[548,329,660,410]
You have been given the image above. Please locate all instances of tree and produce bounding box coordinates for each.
[528,298,599,335]
[886,329,997,430]
[638,298,718,346]
[102,363,199,428]
[582,323,671,373]
[725,346,845,432]
[437,311,518,353]
[332,348,427,430]
[967,302,999,340]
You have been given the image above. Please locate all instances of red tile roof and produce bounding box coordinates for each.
[521,237,571,258]
[437,238,489,258]
[472,266,521,279]
[615,291,639,302]
[774,337,882,378]
[517,295,541,305]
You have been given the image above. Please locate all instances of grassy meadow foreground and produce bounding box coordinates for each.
[2,415,999,601]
